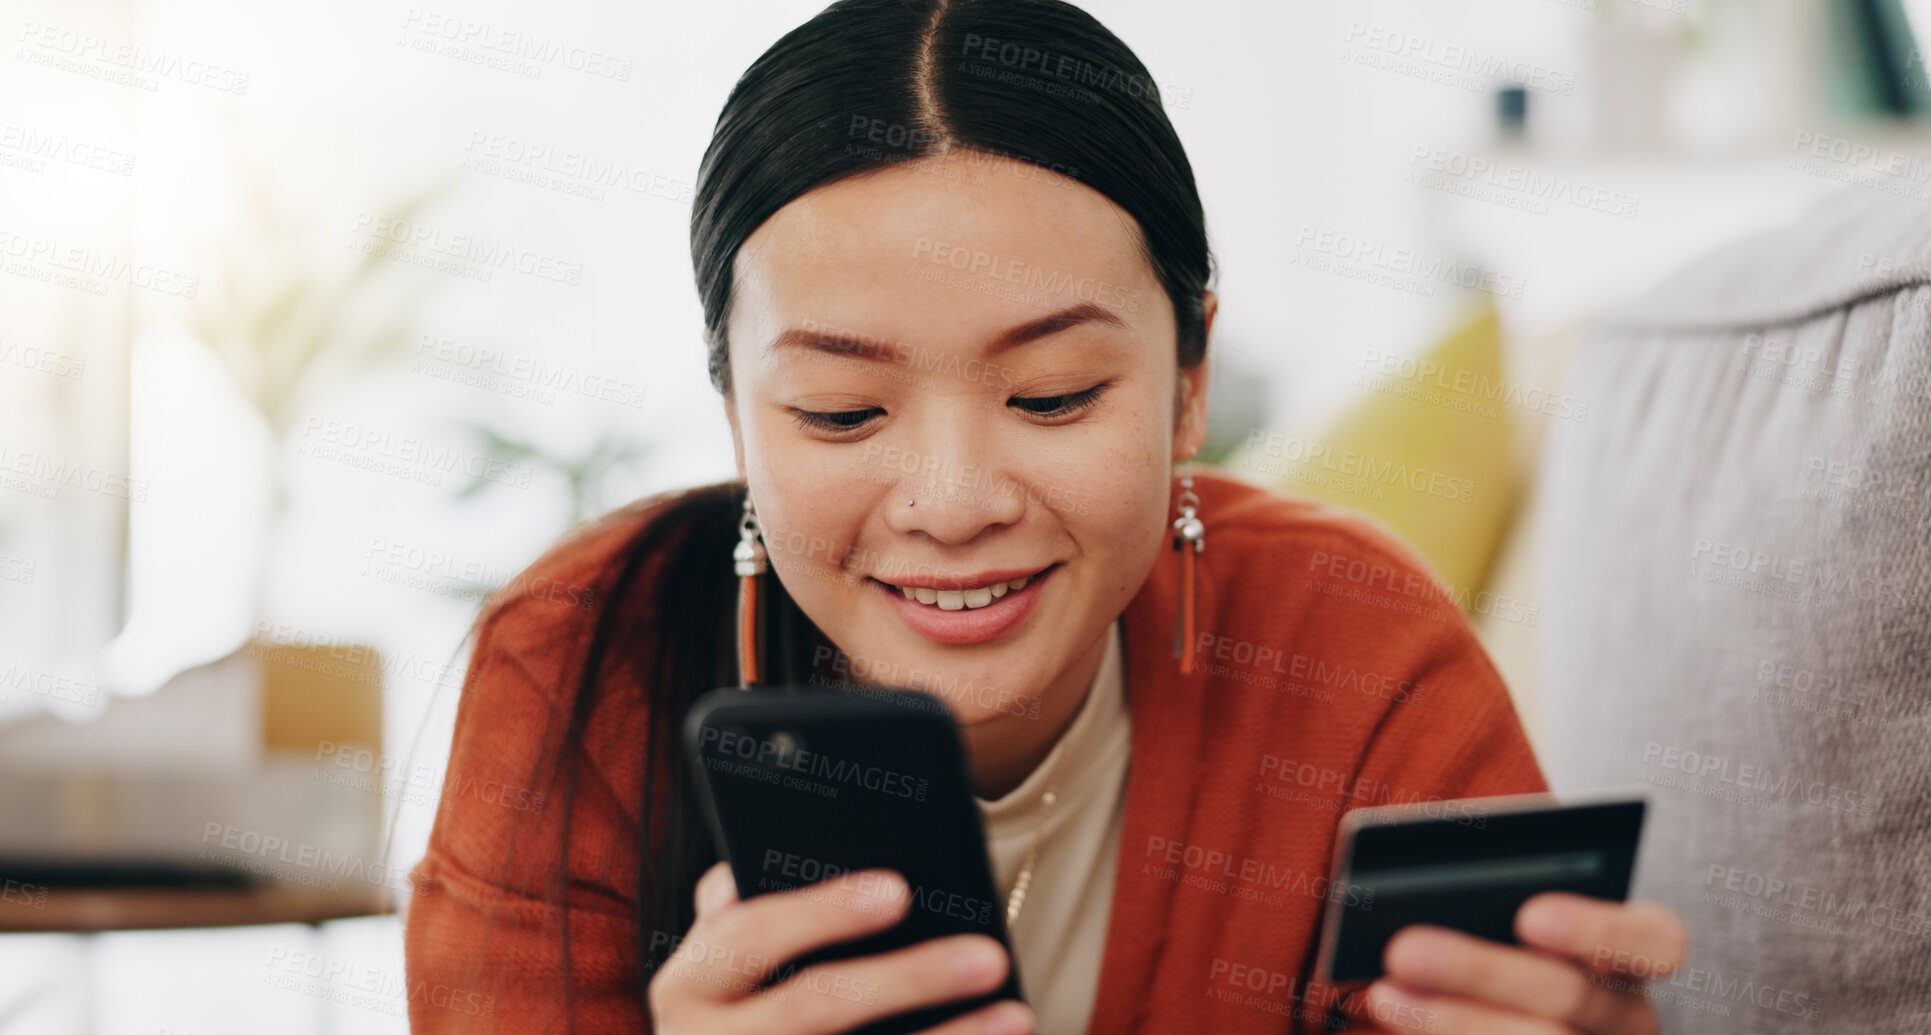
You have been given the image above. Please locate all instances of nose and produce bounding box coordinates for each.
[877,412,1027,545]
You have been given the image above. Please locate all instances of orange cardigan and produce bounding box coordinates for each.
[404,469,1547,1033]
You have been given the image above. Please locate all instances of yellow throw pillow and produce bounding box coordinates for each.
[1265,297,1520,601]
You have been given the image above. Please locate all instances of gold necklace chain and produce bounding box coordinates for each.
[1004,787,1059,930]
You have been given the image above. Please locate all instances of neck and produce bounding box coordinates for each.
[962,622,1111,799]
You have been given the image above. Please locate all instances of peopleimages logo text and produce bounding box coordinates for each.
[697,726,930,801]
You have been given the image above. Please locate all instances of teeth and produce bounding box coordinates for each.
[891,572,1040,610]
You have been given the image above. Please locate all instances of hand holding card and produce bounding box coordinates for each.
[1362,892,1689,1033]
[1316,792,1688,1034]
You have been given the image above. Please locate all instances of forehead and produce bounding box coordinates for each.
[728,150,1154,355]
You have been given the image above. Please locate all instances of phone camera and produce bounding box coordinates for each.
[769,730,801,764]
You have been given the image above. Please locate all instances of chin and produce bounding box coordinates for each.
[827,628,1049,724]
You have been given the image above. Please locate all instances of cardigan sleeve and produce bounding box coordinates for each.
[402,595,649,1034]
[1348,610,1547,805]
[1314,595,1549,1032]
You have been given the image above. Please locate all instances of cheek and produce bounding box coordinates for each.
[1075,467,1162,536]
[748,466,863,586]
[1115,484,1174,591]
[1089,401,1179,530]
[1062,461,1173,594]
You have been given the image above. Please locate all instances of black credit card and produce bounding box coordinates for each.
[1315,792,1645,984]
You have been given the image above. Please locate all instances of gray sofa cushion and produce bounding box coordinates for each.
[1538,185,1931,1033]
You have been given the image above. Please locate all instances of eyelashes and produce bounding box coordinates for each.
[789,379,1115,434]
[1008,382,1108,418]
[790,407,880,432]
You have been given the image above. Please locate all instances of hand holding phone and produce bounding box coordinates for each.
[673,685,1030,1035]
[646,859,1033,1035]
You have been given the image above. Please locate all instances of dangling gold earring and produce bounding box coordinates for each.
[733,488,767,688]
[1171,458,1204,675]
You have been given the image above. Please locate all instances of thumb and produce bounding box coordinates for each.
[694,861,738,918]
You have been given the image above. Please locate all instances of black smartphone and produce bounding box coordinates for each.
[683,684,1024,1034]
[1314,791,1646,984]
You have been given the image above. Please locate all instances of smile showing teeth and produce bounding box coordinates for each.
[897,574,1031,611]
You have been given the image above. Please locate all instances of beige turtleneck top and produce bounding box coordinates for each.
[975,617,1130,1035]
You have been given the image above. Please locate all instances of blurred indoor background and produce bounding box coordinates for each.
[3,0,1929,1029]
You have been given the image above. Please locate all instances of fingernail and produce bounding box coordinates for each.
[857,870,906,907]
[1367,982,1430,1031]
[699,871,733,914]
[981,999,1032,1035]
[953,938,1006,982]
[1385,928,1447,982]
[1518,896,1574,944]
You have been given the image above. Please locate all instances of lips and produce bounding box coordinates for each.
[870,563,1057,646]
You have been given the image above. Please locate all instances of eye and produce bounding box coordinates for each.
[1010,380,1112,419]
[789,407,882,433]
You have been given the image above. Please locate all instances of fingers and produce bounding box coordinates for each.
[1367,896,1686,1035]
[1516,893,1689,980]
[915,998,1035,1035]
[650,865,1022,1034]
[733,934,1017,1035]
[657,867,909,1008]
[1364,981,1566,1035]
[1382,925,1653,1034]
[704,867,911,972]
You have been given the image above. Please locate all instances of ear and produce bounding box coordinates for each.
[1173,289,1215,461]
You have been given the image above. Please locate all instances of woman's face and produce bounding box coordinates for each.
[722,149,1210,731]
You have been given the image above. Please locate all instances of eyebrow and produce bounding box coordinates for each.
[764,302,1127,362]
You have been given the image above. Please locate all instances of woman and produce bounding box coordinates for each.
[403,1,1687,1032]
